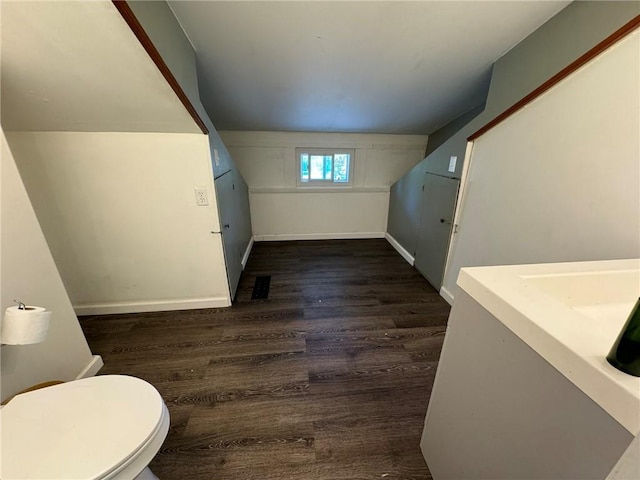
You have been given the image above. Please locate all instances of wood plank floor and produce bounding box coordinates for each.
[80,239,450,479]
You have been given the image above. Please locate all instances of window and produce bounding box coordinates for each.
[296,148,354,186]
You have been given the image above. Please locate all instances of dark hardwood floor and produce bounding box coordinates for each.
[80,239,450,479]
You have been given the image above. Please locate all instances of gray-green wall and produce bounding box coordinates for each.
[387,0,640,257]
[127,0,236,179]
[126,1,200,108]
[484,1,640,121]
[387,160,426,256]
[424,103,485,159]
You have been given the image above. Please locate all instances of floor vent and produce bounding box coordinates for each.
[251,276,271,300]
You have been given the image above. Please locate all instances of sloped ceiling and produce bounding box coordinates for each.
[0,1,572,135]
[168,1,571,134]
[0,1,200,133]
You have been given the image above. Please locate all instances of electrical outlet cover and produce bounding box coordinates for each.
[194,188,209,206]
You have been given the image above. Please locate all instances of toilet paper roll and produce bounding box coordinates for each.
[1,306,51,345]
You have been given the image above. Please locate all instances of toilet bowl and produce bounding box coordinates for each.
[0,375,170,479]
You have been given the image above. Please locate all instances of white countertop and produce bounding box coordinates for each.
[457,259,640,434]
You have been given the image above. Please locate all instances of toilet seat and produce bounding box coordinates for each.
[0,375,169,480]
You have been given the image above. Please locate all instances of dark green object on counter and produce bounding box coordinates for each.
[607,297,640,377]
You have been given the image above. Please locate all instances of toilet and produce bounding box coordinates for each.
[0,375,170,479]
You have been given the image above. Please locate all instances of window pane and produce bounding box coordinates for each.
[297,148,353,185]
[300,154,309,182]
[324,155,333,180]
[333,154,350,183]
[310,155,326,180]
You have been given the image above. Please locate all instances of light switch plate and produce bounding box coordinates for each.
[448,156,457,173]
[213,149,220,167]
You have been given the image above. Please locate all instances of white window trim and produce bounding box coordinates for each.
[295,147,355,187]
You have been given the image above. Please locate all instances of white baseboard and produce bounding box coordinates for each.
[384,232,415,266]
[241,236,254,270]
[439,286,455,306]
[254,232,385,241]
[75,355,104,379]
[74,296,231,316]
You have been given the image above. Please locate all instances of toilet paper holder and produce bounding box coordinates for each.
[1,300,52,345]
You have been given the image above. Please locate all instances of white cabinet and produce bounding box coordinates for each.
[422,260,640,479]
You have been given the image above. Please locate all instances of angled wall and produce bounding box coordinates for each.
[427,0,639,189]
[1,129,96,401]
[442,29,640,299]
[387,1,640,293]
[126,0,236,179]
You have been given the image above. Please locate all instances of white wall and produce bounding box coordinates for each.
[6,132,230,315]
[1,129,98,402]
[442,31,640,298]
[220,131,427,240]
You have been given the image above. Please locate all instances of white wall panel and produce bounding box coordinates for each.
[250,191,389,240]
[7,132,231,314]
[221,131,427,239]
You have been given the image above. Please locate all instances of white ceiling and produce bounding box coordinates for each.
[168,1,571,135]
[0,1,200,133]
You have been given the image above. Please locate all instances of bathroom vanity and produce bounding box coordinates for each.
[421,259,640,479]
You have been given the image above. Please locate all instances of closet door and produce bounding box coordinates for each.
[414,173,459,290]
[215,170,242,299]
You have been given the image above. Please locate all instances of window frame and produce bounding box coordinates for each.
[295,147,355,187]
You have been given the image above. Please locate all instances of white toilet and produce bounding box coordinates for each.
[0,375,170,479]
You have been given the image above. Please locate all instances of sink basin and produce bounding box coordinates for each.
[524,268,638,352]
[524,268,638,310]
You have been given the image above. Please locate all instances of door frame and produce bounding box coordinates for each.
[440,140,475,303]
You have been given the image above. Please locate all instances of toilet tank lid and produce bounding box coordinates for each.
[0,375,166,480]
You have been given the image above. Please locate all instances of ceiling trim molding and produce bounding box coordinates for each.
[218,131,428,150]
[249,186,390,194]
[468,14,640,142]
[112,0,208,134]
